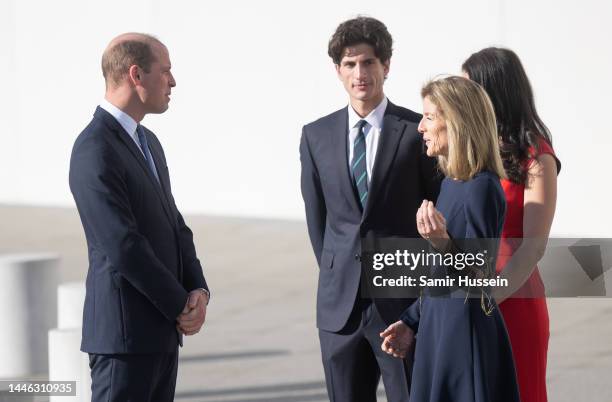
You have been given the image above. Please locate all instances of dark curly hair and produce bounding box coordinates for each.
[462,47,553,184]
[328,16,393,65]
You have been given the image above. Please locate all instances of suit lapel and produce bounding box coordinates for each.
[147,138,184,280]
[330,107,362,213]
[147,138,175,212]
[363,102,406,220]
[95,108,176,229]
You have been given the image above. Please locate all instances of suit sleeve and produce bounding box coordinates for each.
[176,211,208,292]
[464,178,505,239]
[462,177,506,274]
[300,126,327,265]
[420,149,442,204]
[70,142,188,321]
[400,298,421,333]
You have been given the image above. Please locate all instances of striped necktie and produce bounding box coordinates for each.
[351,119,369,210]
[136,125,160,184]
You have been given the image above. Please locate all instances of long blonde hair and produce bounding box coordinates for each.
[422,76,506,181]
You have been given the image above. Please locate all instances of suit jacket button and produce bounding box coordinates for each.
[354,253,361,261]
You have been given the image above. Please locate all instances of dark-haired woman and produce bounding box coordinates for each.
[463,47,561,402]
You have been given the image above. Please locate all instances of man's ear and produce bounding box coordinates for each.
[335,63,341,79]
[128,65,141,86]
[383,60,390,79]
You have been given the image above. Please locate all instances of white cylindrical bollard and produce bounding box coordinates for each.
[48,328,90,402]
[80,351,92,402]
[50,281,90,401]
[0,254,59,377]
[57,282,86,329]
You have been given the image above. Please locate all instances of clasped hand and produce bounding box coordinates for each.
[379,321,415,359]
[176,289,208,336]
[417,199,450,252]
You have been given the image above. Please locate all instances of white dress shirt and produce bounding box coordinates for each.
[347,97,388,184]
[99,99,146,158]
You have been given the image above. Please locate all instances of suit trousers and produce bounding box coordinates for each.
[89,349,178,402]
[319,299,411,402]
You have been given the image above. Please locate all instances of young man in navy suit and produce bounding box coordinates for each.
[300,17,441,401]
[70,33,209,402]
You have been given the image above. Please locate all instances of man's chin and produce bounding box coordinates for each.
[150,104,170,114]
[351,92,372,102]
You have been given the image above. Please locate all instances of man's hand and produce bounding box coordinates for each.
[176,290,208,336]
[380,320,415,359]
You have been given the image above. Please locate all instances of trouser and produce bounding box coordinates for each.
[319,299,411,402]
[89,349,178,402]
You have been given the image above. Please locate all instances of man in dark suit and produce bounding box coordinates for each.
[69,33,209,402]
[300,17,441,401]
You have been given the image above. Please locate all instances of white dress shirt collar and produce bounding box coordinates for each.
[99,98,139,141]
[348,96,388,131]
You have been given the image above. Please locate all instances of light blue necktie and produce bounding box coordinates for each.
[136,125,160,184]
[351,120,369,211]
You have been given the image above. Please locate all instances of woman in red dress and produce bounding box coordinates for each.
[462,48,561,402]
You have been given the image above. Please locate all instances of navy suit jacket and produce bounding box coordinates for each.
[69,107,208,354]
[300,101,442,332]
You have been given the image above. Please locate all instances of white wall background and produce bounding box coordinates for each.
[0,0,610,236]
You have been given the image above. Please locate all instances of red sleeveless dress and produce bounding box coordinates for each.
[496,138,560,402]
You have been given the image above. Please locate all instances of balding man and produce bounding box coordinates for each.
[69,33,209,401]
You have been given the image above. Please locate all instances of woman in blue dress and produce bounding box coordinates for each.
[380,76,520,402]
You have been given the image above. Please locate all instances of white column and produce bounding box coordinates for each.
[48,282,90,402]
[57,282,86,329]
[0,254,59,377]
[48,328,89,402]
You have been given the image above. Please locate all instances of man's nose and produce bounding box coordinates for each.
[354,63,366,80]
[169,72,176,87]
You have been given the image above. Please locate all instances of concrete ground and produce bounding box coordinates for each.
[0,204,610,401]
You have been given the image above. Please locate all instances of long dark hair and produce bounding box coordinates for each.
[462,47,552,183]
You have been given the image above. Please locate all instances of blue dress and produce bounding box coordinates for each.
[401,171,520,402]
